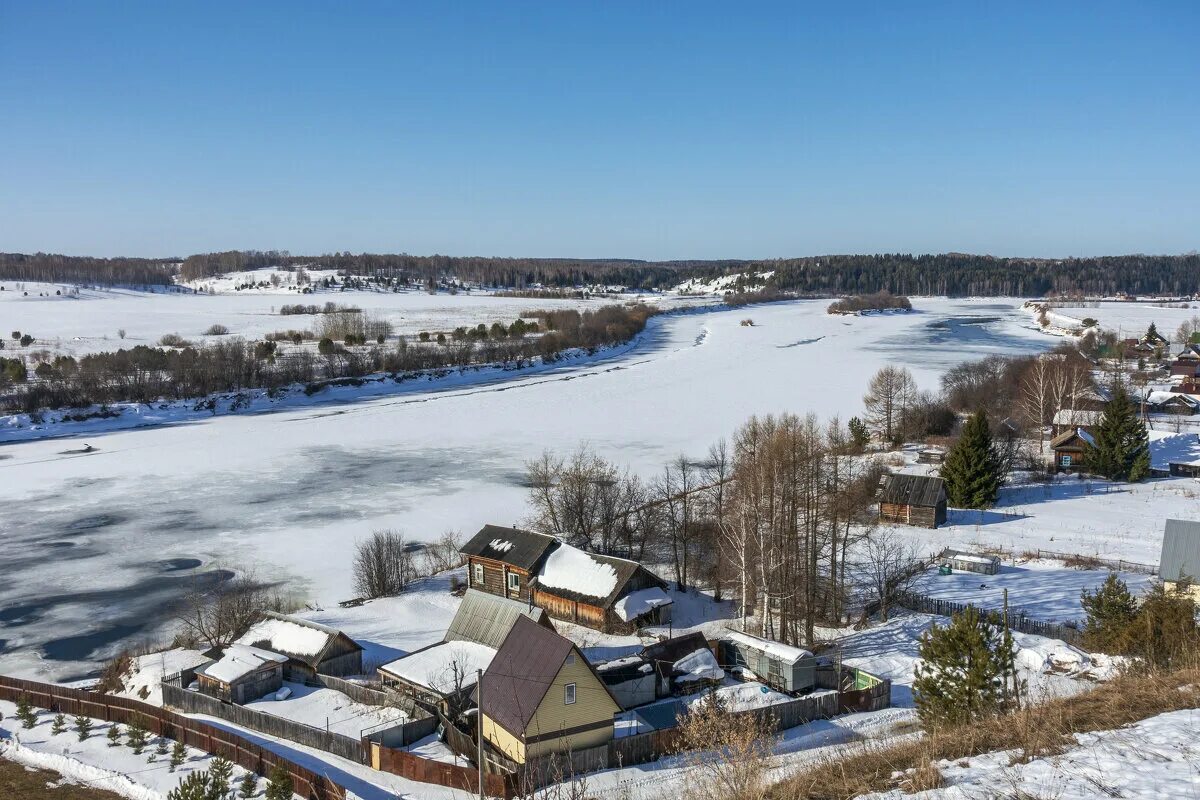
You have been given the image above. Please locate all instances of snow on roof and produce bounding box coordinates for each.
[197,644,287,685]
[672,648,723,683]
[236,615,332,660]
[536,542,618,600]
[726,631,813,665]
[381,641,497,695]
[949,553,1000,565]
[1077,428,1096,447]
[488,538,514,553]
[596,654,648,673]
[1052,409,1103,426]
[613,587,674,622]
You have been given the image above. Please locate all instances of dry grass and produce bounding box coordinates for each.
[1062,553,1104,570]
[899,759,945,792]
[775,665,1200,800]
[0,759,126,800]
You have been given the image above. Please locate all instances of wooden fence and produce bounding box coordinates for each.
[0,674,348,800]
[161,676,368,763]
[373,739,510,798]
[892,590,1085,646]
[1032,548,1159,575]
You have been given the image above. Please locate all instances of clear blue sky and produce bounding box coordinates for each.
[2,1,1197,260]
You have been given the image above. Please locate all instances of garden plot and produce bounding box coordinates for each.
[243,682,407,738]
[911,560,1155,625]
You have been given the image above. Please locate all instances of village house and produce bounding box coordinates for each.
[877,474,947,529]
[378,588,551,711]
[1147,391,1200,416]
[234,612,363,680]
[459,525,673,633]
[1159,519,1200,602]
[476,616,621,764]
[194,644,287,704]
[942,548,1001,575]
[1050,427,1095,473]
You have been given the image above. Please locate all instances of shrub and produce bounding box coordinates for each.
[20,334,34,346]
[204,324,230,335]
[317,337,335,355]
[159,333,192,347]
[265,764,294,800]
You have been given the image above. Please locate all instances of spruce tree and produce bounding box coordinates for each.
[1087,384,1150,482]
[209,755,234,793]
[127,717,147,754]
[170,739,187,772]
[107,723,123,747]
[940,410,1002,509]
[51,713,67,735]
[166,770,220,800]
[239,772,259,799]
[74,714,93,741]
[848,416,870,451]
[1080,573,1139,653]
[913,606,1020,727]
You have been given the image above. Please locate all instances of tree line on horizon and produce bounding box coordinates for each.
[4,249,1200,297]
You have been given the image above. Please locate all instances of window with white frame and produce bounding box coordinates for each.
[507,572,520,592]
[564,683,576,705]
[473,563,484,585]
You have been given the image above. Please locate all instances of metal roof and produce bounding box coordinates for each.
[459,525,557,572]
[474,615,577,737]
[642,632,710,679]
[445,588,550,650]
[1159,519,1200,583]
[878,473,946,508]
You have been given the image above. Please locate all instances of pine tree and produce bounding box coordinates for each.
[74,714,93,741]
[1081,573,1139,653]
[1121,584,1200,669]
[239,772,259,799]
[107,723,123,747]
[156,737,170,756]
[170,739,187,772]
[15,694,37,729]
[848,416,870,451]
[1146,321,1160,341]
[940,410,1002,509]
[1087,384,1150,482]
[51,713,67,735]
[913,606,1020,727]
[127,717,147,754]
[264,764,293,800]
[166,770,221,800]
[209,755,234,793]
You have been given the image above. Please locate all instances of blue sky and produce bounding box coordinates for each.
[2,1,1197,259]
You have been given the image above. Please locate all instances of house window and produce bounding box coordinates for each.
[1061,454,1072,467]
[565,653,575,665]
[507,572,520,592]
[564,683,576,705]
[473,563,484,585]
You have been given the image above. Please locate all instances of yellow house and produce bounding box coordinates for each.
[476,615,621,763]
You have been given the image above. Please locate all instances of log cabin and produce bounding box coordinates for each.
[877,474,947,529]
[234,612,363,680]
[459,525,673,633]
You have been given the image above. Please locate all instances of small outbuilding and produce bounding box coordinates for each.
[194,644,287,704]
[235,612,363,680]
[942,549,1001,575]
[1051,408,1103,437]
[1159,518,1200,602]
[878,474,947,529]
[718,630,816,693]
[1050,427,1094,473]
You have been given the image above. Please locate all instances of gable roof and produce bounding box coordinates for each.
[1052,409,1104,427]
[475,615,576,737]
[445,588,551,649]
[196,644,287,685]
[235,611,360,668]
[878,474,946,508]
[535,544,666,608]
[1159,519,1200,583]
[1050,427,1096,449]
[725,630,814,664]
[460,525,557,572]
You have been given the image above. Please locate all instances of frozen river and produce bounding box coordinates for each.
[0,297,1054,680]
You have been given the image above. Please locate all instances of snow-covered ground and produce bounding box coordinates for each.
[1032,299,1200,341]
[911,560,1156,625]
[0,297,1062,680]
[863,707,1200,800]
[243,681,408,738]
[112,649,209,707]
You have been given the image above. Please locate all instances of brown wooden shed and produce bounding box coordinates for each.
[878,474,947,529]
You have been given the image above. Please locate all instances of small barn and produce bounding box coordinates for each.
[1168,461,1200,478]
[235,612,363,680]
[595,654,656,709]
[194,644,287,704]
[718,630,816,693]
[942,549,1001,575]
[1050,427,1094,473]
[878,474,947,529]
[916,448,945,465]
[1159,519,1200,602]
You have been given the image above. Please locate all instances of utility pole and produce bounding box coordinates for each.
[477,667,485,800]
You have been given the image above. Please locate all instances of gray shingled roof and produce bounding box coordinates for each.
[1159,519,1200,583]
[445,588,550,650]
[878,474,946,508]
[459,525,557,572]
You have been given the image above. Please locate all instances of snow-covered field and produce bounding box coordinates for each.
[0,295,1069,681]
[1028,299,1200,340]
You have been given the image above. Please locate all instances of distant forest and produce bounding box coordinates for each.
[4,250,1200,297]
